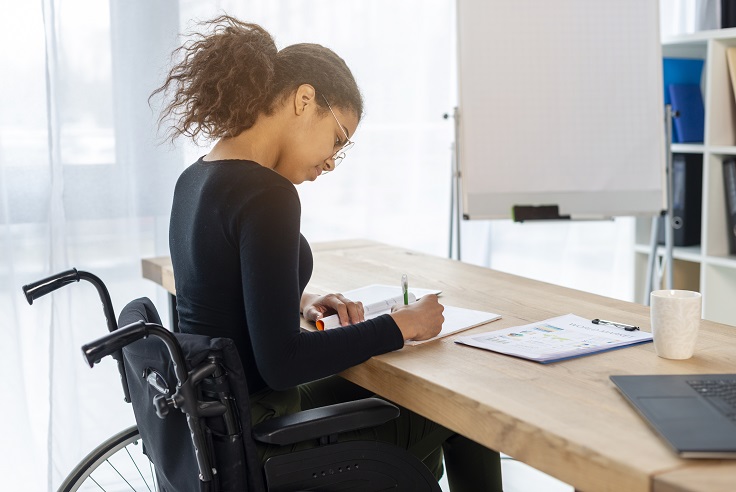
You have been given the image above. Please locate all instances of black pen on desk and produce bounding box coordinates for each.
[591,318,640,331]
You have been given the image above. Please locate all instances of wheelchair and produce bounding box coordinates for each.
[24,269,442,492]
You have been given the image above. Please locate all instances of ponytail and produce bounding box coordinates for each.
[151,15,277,142]
[153,14,363,143]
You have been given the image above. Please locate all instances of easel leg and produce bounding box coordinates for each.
[449,148,455,259]
[645,214,660,304]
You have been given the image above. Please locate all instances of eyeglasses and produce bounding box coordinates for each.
[322,95,355,170]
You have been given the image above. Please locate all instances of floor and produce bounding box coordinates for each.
[439,455,574,492]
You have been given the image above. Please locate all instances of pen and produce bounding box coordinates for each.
[401,274,409,305]
[591,318,640,331]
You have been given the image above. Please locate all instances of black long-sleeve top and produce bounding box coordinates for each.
[169,158,404,393]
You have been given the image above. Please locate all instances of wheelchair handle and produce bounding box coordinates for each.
[81,321,189,383]
[23,270,117,333]
[82,321,148,367]
[23,269,80,305]
[24,269,129,401]
[80,319,215,481]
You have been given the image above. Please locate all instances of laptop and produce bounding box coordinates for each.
[610,374,736,458]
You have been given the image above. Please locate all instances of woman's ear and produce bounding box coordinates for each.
[293,84,317,115]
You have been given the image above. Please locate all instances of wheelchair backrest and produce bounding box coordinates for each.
[119,297,264,492]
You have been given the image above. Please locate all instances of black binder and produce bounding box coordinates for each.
[658,154,703,247]
[723,0,736,28]
[724,158,736,255]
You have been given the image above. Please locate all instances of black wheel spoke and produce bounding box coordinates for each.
[125,446,152,492]
[106,459,136,491]
[89,475,106,491]
[150,460,159,492]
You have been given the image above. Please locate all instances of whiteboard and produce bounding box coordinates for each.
[456,0,665,219]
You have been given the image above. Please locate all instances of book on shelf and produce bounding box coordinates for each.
[455,314,652,363]
[668,84,704,143]
[727,47,736,105]
[315,284,501,345]
[657,154,702,246]
[724,158,736,255]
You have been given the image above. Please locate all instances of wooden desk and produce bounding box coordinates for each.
[142,240,736,492]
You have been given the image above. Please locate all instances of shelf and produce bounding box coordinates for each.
[704,254,736,269]
[662,27,736,44]
[708,146,736,155]
[702,263,736,326]
[634,28,736,326]
[634,245,736,269]
[634,244,702,262]
[671,144,705,153]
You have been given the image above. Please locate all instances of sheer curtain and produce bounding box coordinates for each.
[2,1,639,490]
[660,0,720,38]
[2,1,182,489]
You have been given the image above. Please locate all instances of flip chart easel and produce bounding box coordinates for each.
[449,0,668,287]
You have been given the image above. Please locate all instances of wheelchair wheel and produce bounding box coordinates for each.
[58,425,158,492]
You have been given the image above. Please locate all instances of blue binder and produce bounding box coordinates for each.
[663,58,704,142]
[662,58,704,104]
[668,84,705,143]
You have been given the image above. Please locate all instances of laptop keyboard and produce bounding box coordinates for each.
[687,379,736,422]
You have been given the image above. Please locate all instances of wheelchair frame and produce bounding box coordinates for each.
[23,269,442,492]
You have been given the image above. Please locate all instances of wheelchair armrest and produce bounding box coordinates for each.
[252,397,399,446]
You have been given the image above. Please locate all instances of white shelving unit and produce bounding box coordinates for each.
[634,28,736,327]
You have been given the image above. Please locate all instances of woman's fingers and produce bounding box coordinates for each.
[332,293,364,325]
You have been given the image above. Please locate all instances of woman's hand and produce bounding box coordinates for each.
[390,294,444,341]
[301,292,365,326]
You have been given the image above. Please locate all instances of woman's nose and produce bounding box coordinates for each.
[322,157,335,172]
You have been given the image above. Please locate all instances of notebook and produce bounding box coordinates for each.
[610,374,736,458]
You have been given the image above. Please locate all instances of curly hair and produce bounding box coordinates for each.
[151,15,363,143]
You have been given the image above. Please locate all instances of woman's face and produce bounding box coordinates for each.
[276,93,359,184]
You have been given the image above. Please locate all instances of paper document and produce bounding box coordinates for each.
[405,304,502,346]
[317,284,501,345]
[455,313,653,363]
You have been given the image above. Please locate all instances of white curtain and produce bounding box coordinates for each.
[1,1,637,490]
[1,1,182,489]
[660,0,720,38]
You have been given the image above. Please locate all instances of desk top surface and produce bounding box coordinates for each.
[142,239,736,492]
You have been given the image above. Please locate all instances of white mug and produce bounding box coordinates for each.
[650,290,702,360]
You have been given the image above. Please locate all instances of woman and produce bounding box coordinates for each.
[154,14,502,491]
